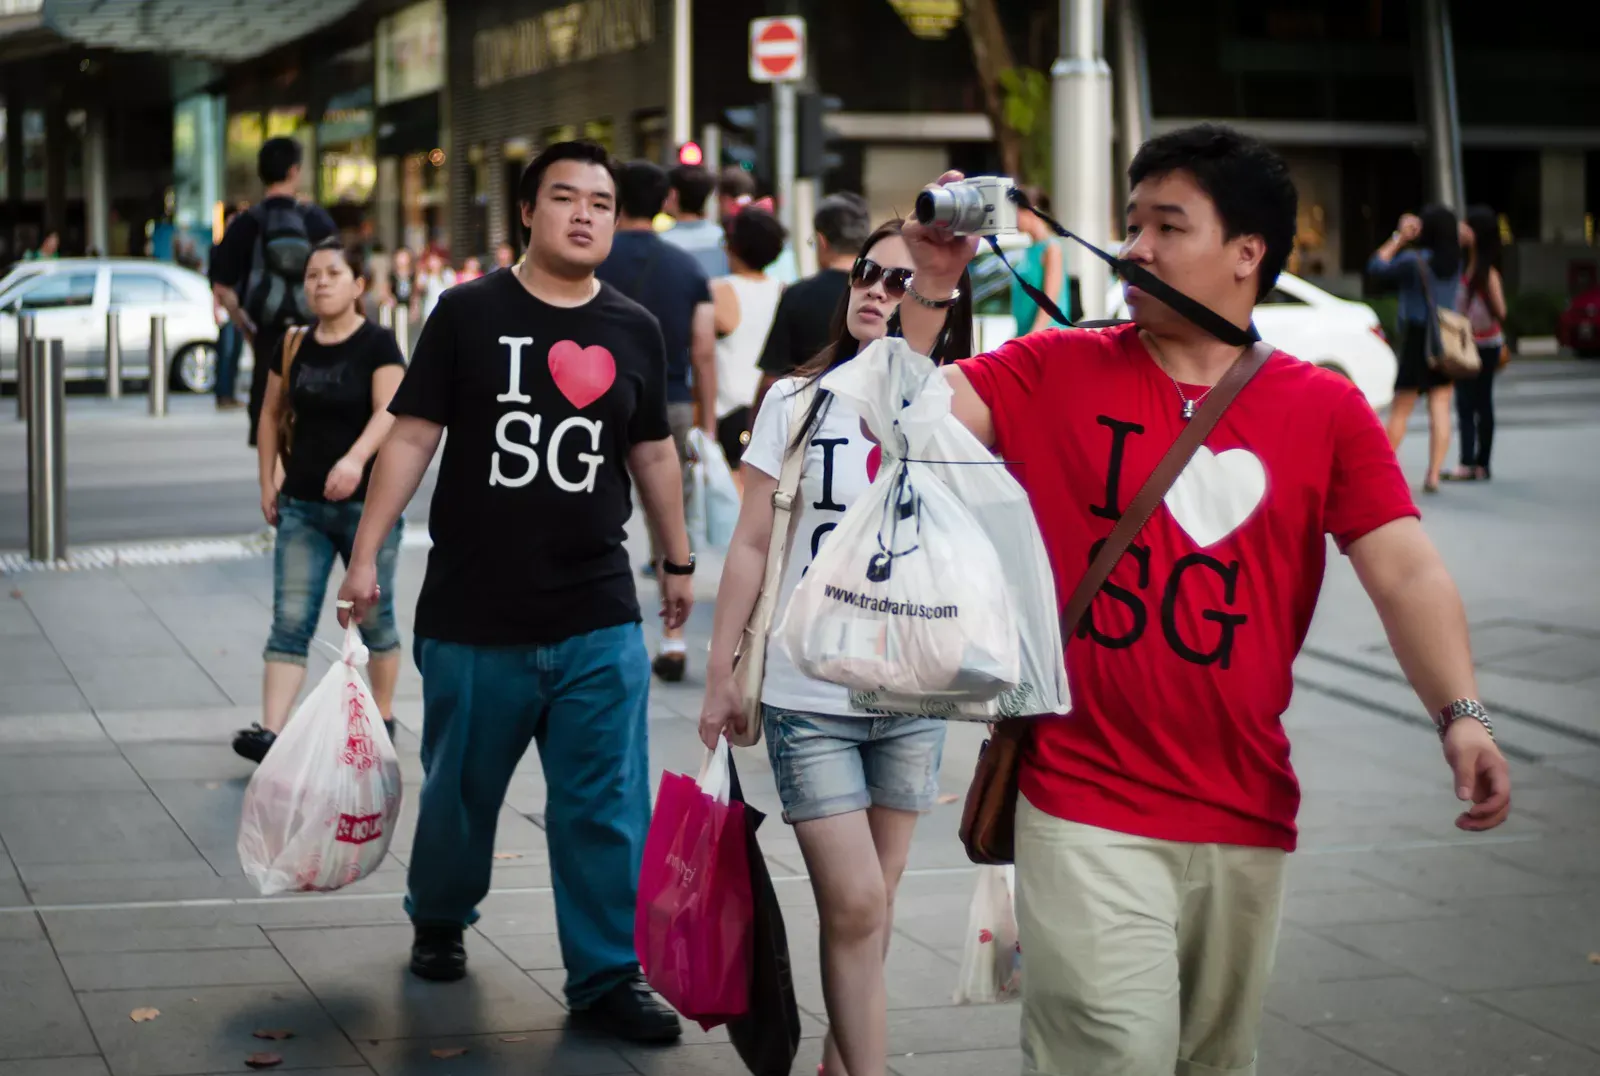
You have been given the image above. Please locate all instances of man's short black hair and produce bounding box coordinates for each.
[813,192,871,257]
[1128,123,1297,302]
[517,140,618,208]
[616,160,671,220]
[258,137,303,185]
[726,207,788,272]
[718,166,757,201]
[668,165,716,216]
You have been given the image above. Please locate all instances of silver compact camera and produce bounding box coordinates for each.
[913,176,1018,237]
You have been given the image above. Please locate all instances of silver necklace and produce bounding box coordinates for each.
[1142,333,1213,421]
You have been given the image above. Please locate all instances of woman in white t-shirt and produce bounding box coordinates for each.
[710,207,787,471]
[699,219,974,1076]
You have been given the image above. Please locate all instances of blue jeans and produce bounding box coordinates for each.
[265,495,402,664]
[407,622,652,1007]
[216,322,243,402]
[762,704,947,824]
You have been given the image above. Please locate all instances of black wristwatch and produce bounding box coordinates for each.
[661,554,696,576]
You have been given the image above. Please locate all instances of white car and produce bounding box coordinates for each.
[1106,272,1397,410]
[0,258,222,393]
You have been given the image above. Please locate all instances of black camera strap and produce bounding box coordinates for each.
[986,187,1258,349]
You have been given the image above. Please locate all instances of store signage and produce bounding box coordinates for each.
[474,0,655,90]
[749,17,805,83]
[887,0,962,39]
[377,0,445,105]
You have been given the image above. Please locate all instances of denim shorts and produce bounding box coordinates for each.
[265,495,403,664]
[762,704,947,824]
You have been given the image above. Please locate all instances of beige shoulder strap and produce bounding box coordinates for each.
[752,381,818,628]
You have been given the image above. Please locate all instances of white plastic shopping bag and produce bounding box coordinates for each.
[953,864,1023,1005]
[237,624,403,895]
[774,338,1019,701]
[686,427,741,553]
[838,340,1071,720]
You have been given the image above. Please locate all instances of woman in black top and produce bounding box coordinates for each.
[233,238,407,763]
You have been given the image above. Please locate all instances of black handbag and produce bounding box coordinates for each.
[724,757,802,1075]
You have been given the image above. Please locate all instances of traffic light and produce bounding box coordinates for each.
[677,141,704,167]
[799,93,843,178]
[722,103,772,188]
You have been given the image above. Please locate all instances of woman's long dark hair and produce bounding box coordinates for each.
[788,218,975,450]
[1417,204,1461,280]
[1464,205,1501,297]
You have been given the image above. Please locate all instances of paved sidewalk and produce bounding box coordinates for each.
[2,406,1599,1074]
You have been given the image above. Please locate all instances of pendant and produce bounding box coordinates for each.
[1181,399,1196,421]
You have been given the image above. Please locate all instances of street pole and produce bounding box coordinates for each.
[148,315,168,417]
[703,123,722,224]
[670,0,693,150]
[1112,0,1151,210]
[774,80,798,247]
[393,305,411,362]
[378,304,394,332]
[1053,0,1115,320]
[26,338,66,563]
[1417,0,1464,211]
[15,312,35,420]
[105,310,122,400]
[794,177,818,277]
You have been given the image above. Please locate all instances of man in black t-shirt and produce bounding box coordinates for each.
[751,191,871,415]
[596,161,714,683]
[209,138,337,445]
[336,142,693,1045]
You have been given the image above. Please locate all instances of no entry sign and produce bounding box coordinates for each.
[749,17,806,83]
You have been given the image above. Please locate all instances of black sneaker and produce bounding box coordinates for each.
[410,921,467,982]
[569,974,681,1044]
[652,651,686,683]
[232,724,276,764]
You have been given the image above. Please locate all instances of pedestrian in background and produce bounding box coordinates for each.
[1445,205,1508,482]
[1369,204,1461,492]
[336,141,692,1045]
[212,207,245,410]
[899,124,1509,1076]
[701,218,974,1076]
[753,192,871,414]
[232,238,406,764]
[709,205,787,470]
[209,137,337,447]
[597,159,716,684]
[663,164,727,279]
[1012,187,1068,336]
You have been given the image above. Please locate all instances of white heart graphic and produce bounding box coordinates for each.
[1163,446,1267,548]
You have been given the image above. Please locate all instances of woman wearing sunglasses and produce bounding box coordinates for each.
[699,219,974,1076]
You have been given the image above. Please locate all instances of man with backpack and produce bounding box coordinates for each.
[210,137,337,445]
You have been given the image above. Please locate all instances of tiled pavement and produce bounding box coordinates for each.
[2,408,1599,1075]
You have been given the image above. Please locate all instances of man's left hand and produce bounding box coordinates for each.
[1443,719,1511,831]
[661,571,693,630]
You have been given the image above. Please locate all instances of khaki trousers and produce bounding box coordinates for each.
[1014,794,1287,1076]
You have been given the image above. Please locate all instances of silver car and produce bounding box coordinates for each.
[0,258,223,393]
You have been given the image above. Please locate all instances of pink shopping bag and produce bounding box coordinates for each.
[634,736,753,1029]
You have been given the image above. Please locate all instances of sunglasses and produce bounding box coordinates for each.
[850,258,913,299]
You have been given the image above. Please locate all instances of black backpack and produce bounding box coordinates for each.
[243,200,314,331]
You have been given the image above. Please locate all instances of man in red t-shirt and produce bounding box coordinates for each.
[898,125,1511,1076]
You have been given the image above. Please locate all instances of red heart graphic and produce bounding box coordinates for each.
[547,340,616,409]
[866,444,882,482]
[978,929,994,944]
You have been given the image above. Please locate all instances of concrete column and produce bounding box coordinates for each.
[44,102,66,235]
[84,109,109,256]
[1540,149,1587,244]
[1112,0,1151,206]
[1053,0,1115,319]
[1416,0,1464,211]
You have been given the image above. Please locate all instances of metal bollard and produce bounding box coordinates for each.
[15,312,35,420]
[26,338,66,563]
[105,310,122,400]
[148,314,168,417]
[392,304,411,362]
[378,303,394,331]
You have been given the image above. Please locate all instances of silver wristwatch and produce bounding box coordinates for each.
[1434,698,1493,741]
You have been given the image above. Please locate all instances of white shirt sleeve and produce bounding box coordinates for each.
[740,378,799,481]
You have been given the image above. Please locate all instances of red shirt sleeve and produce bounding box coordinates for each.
[1324,383,1420,551]
[956,331,1057,460]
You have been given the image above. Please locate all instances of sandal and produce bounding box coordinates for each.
[1440,468,1478,481]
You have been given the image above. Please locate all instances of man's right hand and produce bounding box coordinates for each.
[337,559,379,628]
[902,170,983,289]
[260,487,279,527]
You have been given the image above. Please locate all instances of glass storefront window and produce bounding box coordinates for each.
[21,109,44,200]
[226,112,264,204]
[583,118,615,155]
[401,150,448,255]
[0,106,8,201]
[541,124,577,150]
